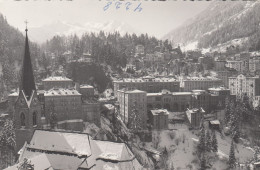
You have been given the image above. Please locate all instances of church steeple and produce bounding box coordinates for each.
[20,22,36,99]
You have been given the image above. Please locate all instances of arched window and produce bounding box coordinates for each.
[33,111,37,126]
[20,112,25,127]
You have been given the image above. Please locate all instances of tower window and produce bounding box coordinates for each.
[33,111,37,126]
[20,112,25,127]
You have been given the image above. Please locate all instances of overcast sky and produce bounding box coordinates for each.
[0,0,210,38]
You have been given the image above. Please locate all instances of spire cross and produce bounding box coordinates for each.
[25,20,28,32]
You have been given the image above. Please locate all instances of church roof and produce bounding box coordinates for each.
[16,130,143,170]
[20,29,36,100]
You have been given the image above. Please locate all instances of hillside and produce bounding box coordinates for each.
[163,1,260,52]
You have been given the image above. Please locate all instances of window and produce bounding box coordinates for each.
[20,112,25,127]
[33,111,37,126]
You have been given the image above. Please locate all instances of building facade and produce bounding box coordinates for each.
[146,88,231,112]
[42,76,73,90]
[186,108,205,128]
[114,76,180,97]
[117,89,147,129]
[180,76,223,92]
[229,74,260,101]
[150,109,169,130]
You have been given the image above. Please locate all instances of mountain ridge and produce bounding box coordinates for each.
[163,1,260,52]
[28,20,141,44]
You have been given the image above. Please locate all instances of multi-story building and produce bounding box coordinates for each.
[190,90,212,112]
[145,88,231,112]
[215,60,226,71]
[216,68,237,88]
[208,87,232,108]
[43,89,82,122]
[186,108,205,128]
[114,76,180,98]
[79,85,95,98]
[82,99,101,127]
[229,74,260,102]
[117,89,147,129]
[226,60,249,72]
[150,109,169,130]
[42,76,73,90]
[249,58,260,73]
[147,90,192,112]
[180,76,223,92]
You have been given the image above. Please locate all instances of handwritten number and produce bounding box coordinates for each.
[125,2,132,11]
[115,2,122,9]
[104,2,112,11]
[134,3,142,12]
[104,1,142,12]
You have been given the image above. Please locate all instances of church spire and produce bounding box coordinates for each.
[20,21,36,99]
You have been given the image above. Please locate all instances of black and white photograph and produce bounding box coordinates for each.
[0,0,260,169]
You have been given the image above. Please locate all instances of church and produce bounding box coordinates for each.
[8,27,100,151]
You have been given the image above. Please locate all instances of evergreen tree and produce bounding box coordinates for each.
[211,130,218,152]
[129,101,142,132]
[198,125,206,153]
[230,113,240,143]
[205,130,212,152]
[229,140,236,169]
[0,119,16,169]
[200,153,206,170]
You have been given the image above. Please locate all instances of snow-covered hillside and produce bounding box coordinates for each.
[163,1,260,51]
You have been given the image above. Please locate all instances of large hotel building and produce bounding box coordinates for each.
[229,74,260,102]
[113,76,180,98]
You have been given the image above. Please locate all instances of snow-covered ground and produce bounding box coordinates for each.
[152,123,254,169]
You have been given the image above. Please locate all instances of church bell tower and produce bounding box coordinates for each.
[13,24,42,151]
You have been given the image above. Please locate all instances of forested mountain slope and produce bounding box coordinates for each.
[163,1,260,51]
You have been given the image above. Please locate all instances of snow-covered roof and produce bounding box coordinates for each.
[210,120,220,125]
[80,84,94,88]
[28,130,92,157]
[208,87,229,91]
[16,130,143,170]
[95,140,135,161]
[5,153,53,170]
[114,77,179,83]
[151,109,169,116]
[44,88,81,96]
[42,76,73,82]
[125,89,146,94]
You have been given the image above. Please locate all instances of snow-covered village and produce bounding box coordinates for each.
[1,0,260,169]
